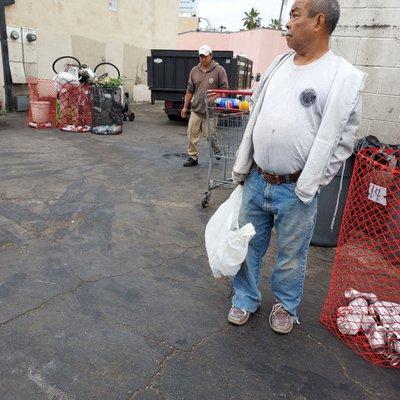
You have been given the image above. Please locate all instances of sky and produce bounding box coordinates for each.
[196,0,296,31]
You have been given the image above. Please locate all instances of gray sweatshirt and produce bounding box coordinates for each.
[187,60,228,117]
[233,51,367,204]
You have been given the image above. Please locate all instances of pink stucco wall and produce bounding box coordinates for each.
[177,28,289,76]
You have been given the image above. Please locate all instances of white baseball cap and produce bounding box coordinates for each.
[199,45,212,56]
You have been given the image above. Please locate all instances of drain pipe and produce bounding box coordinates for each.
[0,1,13,110]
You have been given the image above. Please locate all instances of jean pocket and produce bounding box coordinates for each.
[282,182,298,196]
[244,169,257,184]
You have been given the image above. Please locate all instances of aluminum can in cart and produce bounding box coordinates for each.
[344,288,378,303]
[365,324,387,351]
[337,313,363,335]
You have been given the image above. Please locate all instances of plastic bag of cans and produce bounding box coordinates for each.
[337,288,400,367]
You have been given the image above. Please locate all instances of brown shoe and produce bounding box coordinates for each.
[269,302,293,334]
[227,306,250,326]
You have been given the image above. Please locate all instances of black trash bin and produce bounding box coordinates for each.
[311,155,355,247]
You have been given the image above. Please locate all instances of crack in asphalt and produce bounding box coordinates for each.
[76,244,202,285]
[0,244,202,328]
[129,348,177,400]
[125,325,230,400]
[296,326,381,400]
[8,216,202,259]
[0,281,86,328]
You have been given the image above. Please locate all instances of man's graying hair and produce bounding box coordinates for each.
[308,0,341,35]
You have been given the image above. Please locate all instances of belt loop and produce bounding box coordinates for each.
[285,174,290,184]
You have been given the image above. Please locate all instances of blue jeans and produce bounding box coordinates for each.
[232,170,318,322]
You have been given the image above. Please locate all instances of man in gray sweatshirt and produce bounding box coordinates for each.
[228,0,366,333]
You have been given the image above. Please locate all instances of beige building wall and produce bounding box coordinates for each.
[179,16,199,33]
[5,0,180,102]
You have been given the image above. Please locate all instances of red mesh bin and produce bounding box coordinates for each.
[321,148,400,368]
[27,78,57,128]
[59,83,92,132]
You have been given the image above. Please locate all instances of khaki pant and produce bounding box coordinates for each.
[187,112,219,160]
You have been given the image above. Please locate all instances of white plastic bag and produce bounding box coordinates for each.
[54,71,80,86]
[205,186,255,278]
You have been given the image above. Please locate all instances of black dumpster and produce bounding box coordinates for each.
[147,49,253,119]
[311,155,355,247]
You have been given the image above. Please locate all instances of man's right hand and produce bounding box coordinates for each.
[181,107,189,119]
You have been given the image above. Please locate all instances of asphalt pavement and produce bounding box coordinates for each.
[0,104,398,400]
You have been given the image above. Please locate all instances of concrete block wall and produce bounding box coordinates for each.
[332,0,400,144]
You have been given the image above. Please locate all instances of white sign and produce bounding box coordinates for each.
[179,0,198,14]
[368,182,387,206]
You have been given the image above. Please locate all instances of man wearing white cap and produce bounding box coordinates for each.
[181,45,229,167]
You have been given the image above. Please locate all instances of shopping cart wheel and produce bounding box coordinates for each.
[129,112,135,121]
[202,192,211,208]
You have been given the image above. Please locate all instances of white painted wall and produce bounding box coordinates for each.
[4,0,180,102]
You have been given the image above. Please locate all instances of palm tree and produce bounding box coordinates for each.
[242,8,262,30]
[269,18,282,30]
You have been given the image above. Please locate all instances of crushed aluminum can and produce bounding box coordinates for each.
[365,324,387,351]
[337,313,363,335]
[344,288,378,303]
[337,303,368,317]
[348,298,369,315]
[373,301,400,317]
[388,338,400,354]
[337,306,353,316]
[387,354,400,367]
[360,315,376,332]
[392,340,400,354]
[386,323,400,353]
[380,314,400,326]
[368,305,376,316]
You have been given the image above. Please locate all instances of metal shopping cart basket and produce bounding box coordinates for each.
[201,89,252,207]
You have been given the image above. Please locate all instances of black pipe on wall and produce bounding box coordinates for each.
[0,0,15,110]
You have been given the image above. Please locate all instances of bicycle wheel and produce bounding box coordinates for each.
[52,56,81,74]
[94,62,120,81]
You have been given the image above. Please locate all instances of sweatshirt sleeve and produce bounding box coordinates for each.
[320,95,362,187]
[218,67,229,90]
[187,69,195,93]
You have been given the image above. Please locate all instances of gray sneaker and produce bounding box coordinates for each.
[269,302,293,334]
[227,306,250,326]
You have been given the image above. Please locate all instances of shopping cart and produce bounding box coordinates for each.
[202,89,252,207]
